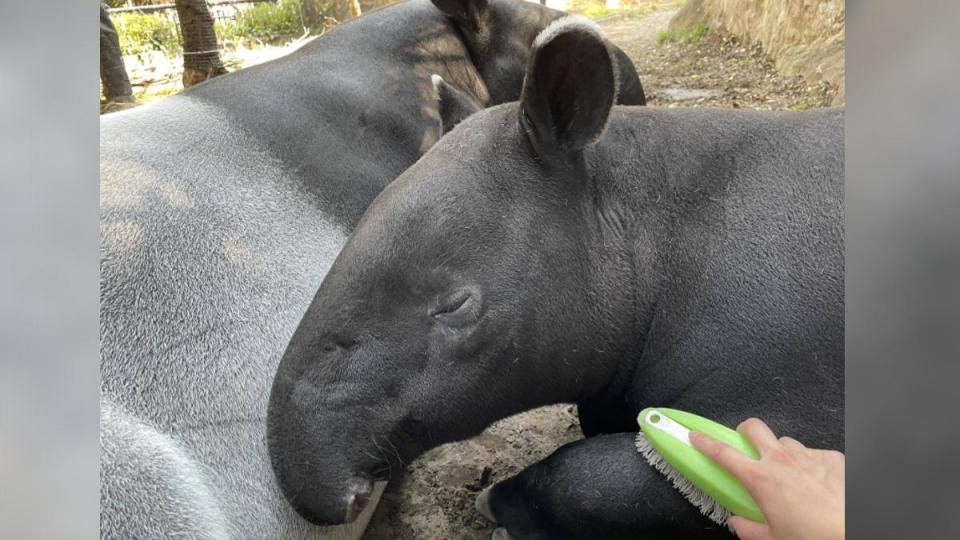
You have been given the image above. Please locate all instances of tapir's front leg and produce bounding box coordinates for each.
[477,433,734,540]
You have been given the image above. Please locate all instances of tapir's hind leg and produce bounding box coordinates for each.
[477,433,733,540]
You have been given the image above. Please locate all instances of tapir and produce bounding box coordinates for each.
[99,1,645,537]
[266,18,843,538]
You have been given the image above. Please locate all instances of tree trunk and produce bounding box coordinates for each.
[331,0,362,22]
[300,0,328,31]
[99,4,134,105]
[173,0,228,88]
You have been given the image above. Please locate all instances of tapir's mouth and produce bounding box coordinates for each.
[284,476,375,526]
[292,501,342,526]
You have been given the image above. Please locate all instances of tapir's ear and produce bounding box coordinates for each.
[430,0,489,33]
[520,18,618,155]
[432,74,483,135]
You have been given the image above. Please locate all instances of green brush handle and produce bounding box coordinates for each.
[637,407,766,523]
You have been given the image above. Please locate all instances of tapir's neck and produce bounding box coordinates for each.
[395,5,492,107]
[570,108,740,411]
[308,0,491,108]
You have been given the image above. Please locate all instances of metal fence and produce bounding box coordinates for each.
[107,0,277,27]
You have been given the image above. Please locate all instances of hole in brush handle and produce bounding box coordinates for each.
[645,410,692,445]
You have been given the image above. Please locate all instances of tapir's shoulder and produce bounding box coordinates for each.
[601,106,843,156]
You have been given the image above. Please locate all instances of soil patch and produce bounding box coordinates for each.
[600,8,839,110]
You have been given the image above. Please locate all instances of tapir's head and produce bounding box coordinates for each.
[268,20,634,525]
[431,0,645,106]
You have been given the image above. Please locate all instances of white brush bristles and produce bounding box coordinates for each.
[635,432,734,530]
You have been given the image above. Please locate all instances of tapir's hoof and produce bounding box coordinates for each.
[475,485,496,523]
[492,527,514,540]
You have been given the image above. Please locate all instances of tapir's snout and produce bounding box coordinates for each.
[282,474,374,526]
[266,363,382,525]
[267,406,377,524]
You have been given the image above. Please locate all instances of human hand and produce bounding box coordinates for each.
[689,418,844,540]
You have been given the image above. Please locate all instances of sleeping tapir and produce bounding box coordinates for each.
[99,1,645,537]
[266,18,843,538]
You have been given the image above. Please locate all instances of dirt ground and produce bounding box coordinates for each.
[601,6,839,110]
[364,404,582,539]
[363,5,840,539]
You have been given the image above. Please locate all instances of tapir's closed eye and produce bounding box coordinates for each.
[429,288,481,327]
[430,291,472,316]
[321,334,358,353]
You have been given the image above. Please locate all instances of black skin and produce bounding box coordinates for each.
[184,0,644,229]
[267,22,841,536]
[483,434,731,540]
[433,74,483,134]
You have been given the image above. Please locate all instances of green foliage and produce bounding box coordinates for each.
[112,0,313,59]
[790,96,815,111]
[232,0,305,42]
[114,11,181,57]
[214,19,241,42]
[581,4,615,19]
[657,19,707,44]
[570,0,658,21]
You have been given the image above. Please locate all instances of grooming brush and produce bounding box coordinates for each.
[635,407,765,527]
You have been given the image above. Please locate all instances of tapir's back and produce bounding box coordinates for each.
[178,0,478,227]
[99,96,349,537]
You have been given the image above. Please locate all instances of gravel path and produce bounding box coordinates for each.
[601,5,678,49]
[599,7,839,110]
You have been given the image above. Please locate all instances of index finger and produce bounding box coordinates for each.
[689,431,759,482]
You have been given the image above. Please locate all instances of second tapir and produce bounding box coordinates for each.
[267,17,842,539]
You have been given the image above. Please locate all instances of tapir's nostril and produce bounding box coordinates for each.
[345,488,372,522]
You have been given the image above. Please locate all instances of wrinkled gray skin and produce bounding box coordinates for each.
[268,20,842,538]
[99,1,645,537]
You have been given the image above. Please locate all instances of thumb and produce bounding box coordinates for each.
[728,516,773,540]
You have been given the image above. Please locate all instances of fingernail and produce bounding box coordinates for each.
[690,431,705,446]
